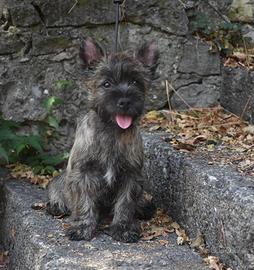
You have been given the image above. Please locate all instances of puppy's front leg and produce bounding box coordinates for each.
[65,172,99,241]
[108,181,142,243]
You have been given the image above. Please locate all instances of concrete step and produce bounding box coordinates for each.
[143,132,254,270]
[0,179,209,270]
[0,131,253,270]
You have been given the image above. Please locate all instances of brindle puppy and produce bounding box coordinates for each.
[47,38,159,242]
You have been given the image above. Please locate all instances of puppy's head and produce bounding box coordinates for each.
[80,37,159,130]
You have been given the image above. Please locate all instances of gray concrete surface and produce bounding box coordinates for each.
[143,132,254,270]
[0,132,253,269]
[0,178,208,270]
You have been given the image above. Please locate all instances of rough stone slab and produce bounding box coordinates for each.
[0,177,209,270]
[171,76,221,109]
[178,39,221,76]
[6,0,188,35]
[221,67,254,124]
[143,133,254,270]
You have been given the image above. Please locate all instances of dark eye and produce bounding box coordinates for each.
[102,81,111,88]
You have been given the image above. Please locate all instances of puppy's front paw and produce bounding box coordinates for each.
[46,202,70,217]
[106,223,140,243]
[66,224,94,241]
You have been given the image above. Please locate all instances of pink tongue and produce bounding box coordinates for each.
[115,115,133,129]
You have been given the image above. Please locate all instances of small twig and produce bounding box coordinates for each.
[68,0,78,14]
[165,80,173,122]
[161,110,199,119]
[167,81,193,110]
[222,106,248,123]
[199,121,243,129]
[240,96,252,119]
[207,0,231,23]
[242,36,250,68]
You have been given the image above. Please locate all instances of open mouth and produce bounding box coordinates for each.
[115,115,133,129]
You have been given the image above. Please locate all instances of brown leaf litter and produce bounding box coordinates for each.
[7,163,56,188]
[141,209,233,270]
[141,107,254,178]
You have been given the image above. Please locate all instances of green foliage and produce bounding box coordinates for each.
[43,96,63,130]
[0,96,68,175]
[190,12,243,55]
[190,12,216,35]
[55,79,73,90]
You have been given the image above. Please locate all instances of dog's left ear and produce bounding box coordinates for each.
[136,40,159,74]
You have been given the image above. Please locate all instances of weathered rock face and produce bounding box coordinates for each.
[221,67,254,124]
[0,0,226,151]
[0,0,254,150]
[0,0,191,117]
[171,38,221,109]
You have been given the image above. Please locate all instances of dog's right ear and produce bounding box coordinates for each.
[79,37,104,67]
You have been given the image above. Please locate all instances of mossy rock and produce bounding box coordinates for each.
[33,36,73,55]
[228,0,254,23]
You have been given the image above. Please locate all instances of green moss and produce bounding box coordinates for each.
[77,0,90,5]
[228,8,239,22]
[35,37,73,53]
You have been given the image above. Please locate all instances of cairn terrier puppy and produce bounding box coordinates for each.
[47,37,159,243]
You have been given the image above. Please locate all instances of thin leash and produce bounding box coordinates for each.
[113,0,124,53]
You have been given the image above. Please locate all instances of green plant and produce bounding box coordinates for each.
[55,79,73,91]
[43,96,63,130]
[190,12,243,55]
[0,96,68,175]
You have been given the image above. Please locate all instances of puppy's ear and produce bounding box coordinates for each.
[80,37,104,67]
[137,40,159,74]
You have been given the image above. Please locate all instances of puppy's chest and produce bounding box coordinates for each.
[99,139,142,186]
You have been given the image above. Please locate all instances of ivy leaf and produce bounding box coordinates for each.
[47,116,59,129]
[43,96,63,112]
[16,143,27,155]
[0,144,9,163]
[39,152,69,166]
[25,135,44,153]
[0,127,18,141]
[55,80,73,90]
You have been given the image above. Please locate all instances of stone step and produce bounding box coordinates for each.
[0,131,253,270]
[0,179,209,270]
[143,132,254,270]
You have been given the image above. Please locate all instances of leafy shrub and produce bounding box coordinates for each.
[0,96,68,175]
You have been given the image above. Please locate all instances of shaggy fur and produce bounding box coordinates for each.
[46,38,158,242]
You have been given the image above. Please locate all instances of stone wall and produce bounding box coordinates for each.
[0,0,253,151]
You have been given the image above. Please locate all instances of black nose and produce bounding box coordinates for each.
[117,98,130,109]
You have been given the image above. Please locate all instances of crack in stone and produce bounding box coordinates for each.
[31,1,45,25]
[176,80,203,90]
[177,71,221,77]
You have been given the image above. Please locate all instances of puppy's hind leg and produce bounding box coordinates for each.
[46,172,70,217]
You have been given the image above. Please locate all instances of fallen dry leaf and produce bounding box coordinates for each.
[190,231,205,249]
[190,231,209,256]
[0,251,9,268]
[31,202,46,210]
[141,209,174,241]
[243,125,254,135]
[171,140,196,152]
[204,256,225,270]
[8,163,53,188]
[175,228,190,245]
